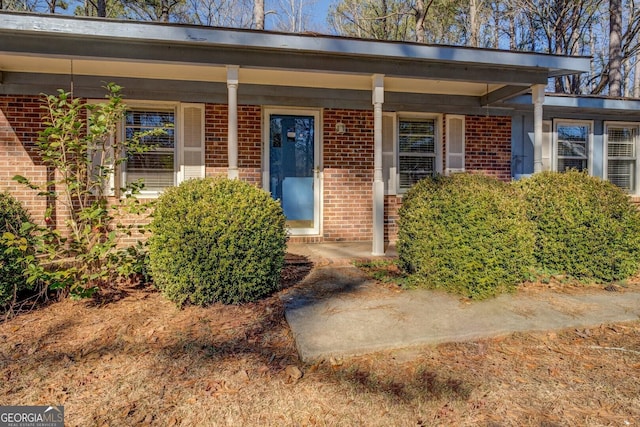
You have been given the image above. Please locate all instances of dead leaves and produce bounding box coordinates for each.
[284,365,303,383]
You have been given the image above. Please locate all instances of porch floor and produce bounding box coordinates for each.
[286,241,396,263]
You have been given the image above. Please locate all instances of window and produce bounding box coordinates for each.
[381,114,443,195]
[554,120,591,172]
[398,118,437,191]
[124,109,176,192]
[115,103,205,196]
[606,122,639,193]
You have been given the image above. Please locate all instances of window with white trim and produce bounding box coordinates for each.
[553,120,591,172]
[117,103,205,196]
[398,117,438,191]
[124,109,176,192]
[605,122,639,193]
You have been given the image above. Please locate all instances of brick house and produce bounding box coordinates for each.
[1,12,640,255]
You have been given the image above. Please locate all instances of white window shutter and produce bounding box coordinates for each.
[446,115,465,174]
[541,120,552,171]
[179,103,205,184]
[382,113,396,195]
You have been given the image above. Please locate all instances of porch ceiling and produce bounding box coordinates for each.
[0,53,504,97]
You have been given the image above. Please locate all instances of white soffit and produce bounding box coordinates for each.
[0,53,504,96]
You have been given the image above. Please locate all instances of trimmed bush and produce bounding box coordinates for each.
[149,178,288,306]
[397,173,535,299]
[515,170,640,282]
[0,193,32,310]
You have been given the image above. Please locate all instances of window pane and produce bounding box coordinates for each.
[399,120,434,135]
[399,135,435,153]
[399,156,435,189]
[608,159,634,191]
[557,140,587,158]
[398,118,437,190]
[607,126,637,192]
[557,123,589,172]
[557,158,587,172]
[557,125,588,143]
[125,109,175,192]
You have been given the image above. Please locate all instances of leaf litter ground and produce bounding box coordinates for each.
[1,254,639,426]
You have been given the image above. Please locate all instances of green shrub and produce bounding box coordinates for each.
[397,173,535,299]
[515,170,640,282]
[0,193,33,310]
[149,178,288,306]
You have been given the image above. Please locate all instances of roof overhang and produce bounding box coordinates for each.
[503,93,640,120]
[0,11,591,105]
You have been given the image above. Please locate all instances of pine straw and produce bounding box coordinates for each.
[1,260,639,426]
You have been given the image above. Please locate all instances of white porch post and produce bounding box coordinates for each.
[227,65,239,179]
[372,74,385,256]
[532,84,545,174]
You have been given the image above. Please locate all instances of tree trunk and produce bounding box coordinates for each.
[590,22,597,93]
[470,0,479,47]
[609,0,623,97]
[624,57,632,97]
[414,0,427,43]
[634,56,640,98]
[159,0,170,21]
[509,11,516,50]
[254,0,265,30]
[97,0,106,17]
[553,1,566,93]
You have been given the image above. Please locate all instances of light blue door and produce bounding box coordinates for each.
[269,114,316,230]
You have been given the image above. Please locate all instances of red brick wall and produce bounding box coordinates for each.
[1,97,513,245]
[464,115,512,181]
[205,104,262,185]
[322,109,374,241]
[0,96,49,225]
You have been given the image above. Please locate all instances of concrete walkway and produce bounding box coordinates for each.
[283,242,640,362]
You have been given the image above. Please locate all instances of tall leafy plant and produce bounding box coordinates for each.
[6,83,160,299]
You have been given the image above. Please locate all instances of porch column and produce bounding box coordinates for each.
[227,65,239,179]
[532,84,545,174]
[372,74,385,256]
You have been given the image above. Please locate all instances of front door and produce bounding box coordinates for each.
[265,110,320,235]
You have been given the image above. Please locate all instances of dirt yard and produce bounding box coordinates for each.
[1,257,639,426]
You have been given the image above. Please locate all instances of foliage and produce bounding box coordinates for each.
[515,170,640,282]
[4,84,157,301]
[397,173,535,299]
[327,0,640,96]
[149,177,288,306]
[0,193,34,311]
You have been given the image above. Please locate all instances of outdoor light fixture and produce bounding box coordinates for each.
[335,122,346,134]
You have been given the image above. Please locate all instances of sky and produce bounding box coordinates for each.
[308,0,332,30]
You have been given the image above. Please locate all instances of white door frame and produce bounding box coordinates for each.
[262,107,322,236]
